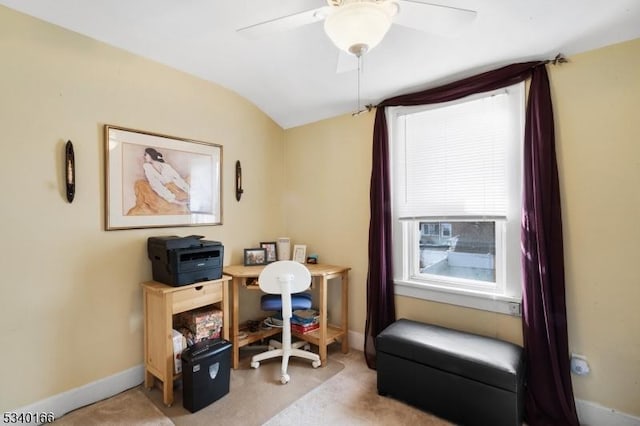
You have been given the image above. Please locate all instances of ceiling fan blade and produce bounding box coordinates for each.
[395,0,477,37]
[237,6,331,38]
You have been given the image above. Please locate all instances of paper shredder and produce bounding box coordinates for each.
[181,339,232,413]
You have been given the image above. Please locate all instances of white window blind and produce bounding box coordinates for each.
[396,91,519,219]
[389,83,525,314]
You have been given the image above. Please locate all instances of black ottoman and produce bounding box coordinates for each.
[377,319,525,426]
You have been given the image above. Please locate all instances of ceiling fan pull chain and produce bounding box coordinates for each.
[357,53,362,112]
[352,53,369,116]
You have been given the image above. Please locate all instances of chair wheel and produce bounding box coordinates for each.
[280,374,290,384]
[312,360,321,368]
[251,361,260,369]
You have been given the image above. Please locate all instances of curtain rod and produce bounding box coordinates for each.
[546,53,569,66]
[368,54,569,111]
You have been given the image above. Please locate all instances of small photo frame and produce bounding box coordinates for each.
[277,237,291,260]
[260,241,278,263]
[244,248,267,266]
[292,244,307,263]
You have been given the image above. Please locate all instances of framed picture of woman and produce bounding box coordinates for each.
[104,125,222,230]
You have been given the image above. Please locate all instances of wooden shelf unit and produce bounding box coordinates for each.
[223,263,350,369]
[237,323,282,347]
[141,277,230,407]
[292,323,343,345]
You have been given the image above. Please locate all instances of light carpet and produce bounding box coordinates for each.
[265,349,452,426]
[147,346,345,426]
[53,387,172,426]
[54,346,452,425]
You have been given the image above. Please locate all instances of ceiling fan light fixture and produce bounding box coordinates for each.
[324,1,395,56]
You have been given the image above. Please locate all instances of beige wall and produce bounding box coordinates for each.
[284,38,640,416]
[553,38,640,415]
[0,7,286,411]
[283,113,374,330]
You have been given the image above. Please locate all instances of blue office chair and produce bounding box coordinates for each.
[250,261,321,384]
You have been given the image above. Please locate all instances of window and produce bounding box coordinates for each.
[389,83,524,315]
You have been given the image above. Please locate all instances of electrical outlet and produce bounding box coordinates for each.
[570,353,590,376]
[507,302,521,317]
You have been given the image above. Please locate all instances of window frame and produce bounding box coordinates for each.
[388,84,525,316]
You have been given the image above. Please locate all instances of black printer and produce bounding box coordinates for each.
[147,235,224,286]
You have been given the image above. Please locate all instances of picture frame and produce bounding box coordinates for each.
[277,237,291,260]
[104,125,222,230]
[292,244,307,263]
[244,248,267,266]
[260,241,278,263]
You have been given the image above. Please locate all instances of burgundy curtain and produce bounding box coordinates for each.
[521,66,578,425]
[364,62,579,425]
[364,106,396,370]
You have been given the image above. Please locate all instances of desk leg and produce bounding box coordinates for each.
[318,276,328,366]
[341,271,349,354]
[231,277,241,369]
[222,278,230,342]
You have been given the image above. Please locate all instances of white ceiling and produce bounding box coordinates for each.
[1,0,639,129]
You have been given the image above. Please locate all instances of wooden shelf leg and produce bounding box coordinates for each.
[144,370,154,390]
[162,379,173,407]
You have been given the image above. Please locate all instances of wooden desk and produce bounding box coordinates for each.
[223,263,350,369]
[141,277,230,406]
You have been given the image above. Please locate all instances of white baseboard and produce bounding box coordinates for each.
[347,329,639,426]
[576,399,640,426]
[13,364,144,425]
[348,329,365,353]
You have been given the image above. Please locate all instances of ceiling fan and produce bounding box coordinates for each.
[238,0,477,115]
[237,0,477,58]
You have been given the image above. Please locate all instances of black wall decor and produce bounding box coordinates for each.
[65,140,75,203]
[235,160,243,201]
